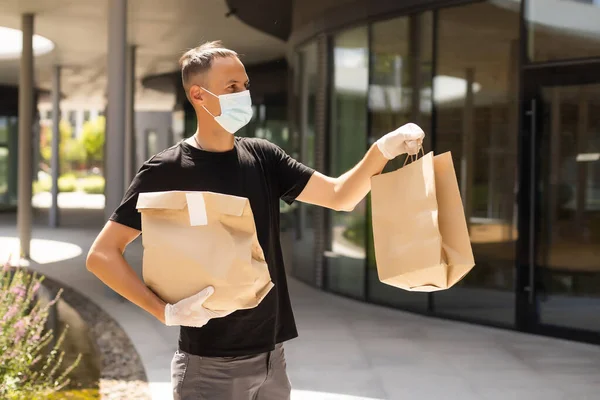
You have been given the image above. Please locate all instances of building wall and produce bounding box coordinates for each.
[290,0,466,46]
[290,0,522,322]
[135,111,172,167]
[285,0,600,343]
[38,104,102,138]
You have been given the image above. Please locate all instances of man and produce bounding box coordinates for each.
[86,41,424,399]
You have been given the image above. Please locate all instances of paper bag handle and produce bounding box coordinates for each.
[402,146,425,167]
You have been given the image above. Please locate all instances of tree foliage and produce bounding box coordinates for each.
[40,116,106,173]
[80,116,105,163]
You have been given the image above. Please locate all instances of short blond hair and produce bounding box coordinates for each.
[179,41,238,96]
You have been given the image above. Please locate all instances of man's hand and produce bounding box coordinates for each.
[376,122,425,159]
[164,286,233,327]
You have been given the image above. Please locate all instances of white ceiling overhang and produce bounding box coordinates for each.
[0,0,285,110]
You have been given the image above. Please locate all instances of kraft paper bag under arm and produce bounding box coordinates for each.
[370,151,474,291]
[136,191,274,312]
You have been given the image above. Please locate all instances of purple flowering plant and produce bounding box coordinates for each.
[0,257,81,398]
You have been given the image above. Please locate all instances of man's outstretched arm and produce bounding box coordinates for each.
[297,123,424,212]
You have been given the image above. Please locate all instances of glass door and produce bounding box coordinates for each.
[523,65,600,341]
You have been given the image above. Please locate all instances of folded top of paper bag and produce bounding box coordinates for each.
[136,191,248,226]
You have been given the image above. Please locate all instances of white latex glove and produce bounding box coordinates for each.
[376,122,425,159]
[164,286,232,327]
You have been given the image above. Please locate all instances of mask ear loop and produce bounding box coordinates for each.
[202,105,218,118]
[199,87,220,118]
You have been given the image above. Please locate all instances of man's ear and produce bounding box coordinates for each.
[189,85,204,104]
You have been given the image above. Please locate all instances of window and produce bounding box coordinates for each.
[67,110,77,137]
[327,26,369,299]
[291,42,319,285]
[432,1,521,325]
[0,118,7,144]
[526,0,600,62]
[366,12,433,310]
[146,130,158,159]
[0,116,18,208]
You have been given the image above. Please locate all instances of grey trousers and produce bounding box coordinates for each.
[171,344,292,400]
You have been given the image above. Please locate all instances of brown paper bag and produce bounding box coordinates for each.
[370,151,475,291]
[136,191,273,311]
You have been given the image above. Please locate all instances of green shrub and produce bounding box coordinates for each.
[58,176,77,193]
[32,179,51,195]
[0,260,81,399]
[342,214,367,246]
[80,176,104,195]
[32,175,77,194]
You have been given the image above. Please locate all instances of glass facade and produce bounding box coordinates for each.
[290,42,319,285]
[535,83,600,333]
[327,26,369,299]
[0,116,18,209]
[238,104,291,153]
[433,1,520,324]
[291,0,600,343]
[526,0,600,62]
[366,13,434,310]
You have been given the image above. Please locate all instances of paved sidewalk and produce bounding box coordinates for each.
[2,210,600,399]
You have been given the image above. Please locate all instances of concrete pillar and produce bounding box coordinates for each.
[461,68,475,233]
[124,44,136,190]
[17,13,34,258]
[105,0,127,222]
[50,65,61,228]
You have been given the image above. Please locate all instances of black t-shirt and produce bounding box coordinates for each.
[109,137,315,357]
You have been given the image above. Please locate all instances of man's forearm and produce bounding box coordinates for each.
[333,143,388,211]
[87,250,167,323]
[297,123,423,212]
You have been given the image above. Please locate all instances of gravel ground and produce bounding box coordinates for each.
[42,276,152,400]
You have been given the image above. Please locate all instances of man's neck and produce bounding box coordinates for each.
[189,125,235,152]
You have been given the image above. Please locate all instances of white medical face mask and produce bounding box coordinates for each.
[202,88,253,134]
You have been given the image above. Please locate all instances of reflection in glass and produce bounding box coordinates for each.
[537,84,600,333]
[327,27,368,299]
[237,103,291,153]
[0,148,8,198]
[366,13,433,310]
[432,1,520,325]
[291,42,318,285]
[146,130,158,159]
[0,116,18,209]
[526,0,600,62]
[0,118,7,144]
